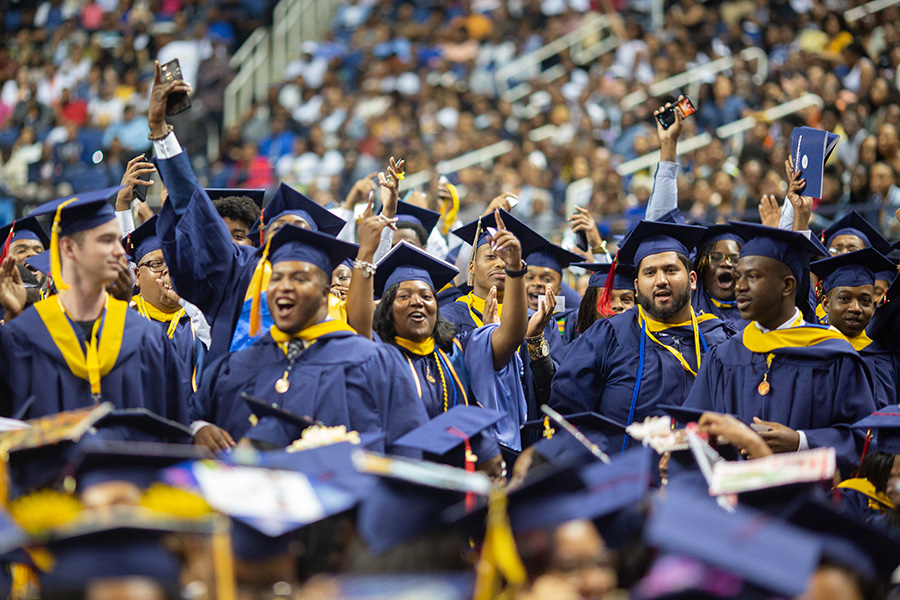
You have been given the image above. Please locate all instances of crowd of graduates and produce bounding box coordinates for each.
[0,54,895,599]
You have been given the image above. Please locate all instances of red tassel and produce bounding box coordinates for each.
[258,208,266,246]
[596,253,618,318]
[855,428,873,478]
[447,426,477,511]
[0,220,15,263]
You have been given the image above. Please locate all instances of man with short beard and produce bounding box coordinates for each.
[550,221,732,451]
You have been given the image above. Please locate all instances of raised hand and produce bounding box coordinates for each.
[567,206,604,254]
[758,194,781,228]
[357,192,397,262]
[489,209,522,270]
[107,258,134,302]
[483,285,500,325]
[654,96,685,163]
[378,157,405,219]
[481,192,517,217]
[785,157,813,231]
[148,60,192,138]
[116,154,155,211]
[155,271,181,304]
[343,172,378,210]
[526,284,556,338]
[0,257,26,320]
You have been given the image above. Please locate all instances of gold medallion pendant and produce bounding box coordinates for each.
[757,380,770,396]
[275,378,290,393]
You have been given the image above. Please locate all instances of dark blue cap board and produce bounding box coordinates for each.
[24,250,50,275]
[205,187,265,210]
[658,404,737,425]
[122,215,162,263]
[850,411,900,455]
[374,241,459,298]
[0,217,49,249]
[28,186,120,237]
[524,412,627,466]
[256,183,346,237]
[396,200,441,236]
[810,248,895,294]
[617,221,706,269]
[821,211,892,254]
[242,393,318,431]
[267,224,359,273]
[571,262,635,290]
[94,408,192,443]
[68,440,208,490]
[524,243,584,274]
[654,208,688,225]
[451,209,548,255]
[874,268,896,283]
[730,222,828,282]
[645,486,823,598]
[393,405,502,467]
[697,224,745,249]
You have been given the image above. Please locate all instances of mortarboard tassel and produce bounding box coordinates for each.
[441,182,460,236]
[447,426,477,511]
[258,208,266,247]
[466,216,483,288]
[50,199,79,291]
[473,489,526,600]
[596,252,619,318]
[248,234,274,338]
[0,220,15,264]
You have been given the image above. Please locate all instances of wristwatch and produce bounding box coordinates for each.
[504,260,528,278]
[528,335,550,359]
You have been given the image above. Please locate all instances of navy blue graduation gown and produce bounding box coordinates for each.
[155,151,269,362]
[859,339,900,408]
[691,283,748,330]
[555,308,579,345]
[682,327,876,476]
[136,311,202,384]
[549,309,732,449]
[0,303,189,423]
[384,324,526,448]
[189,330,428,455]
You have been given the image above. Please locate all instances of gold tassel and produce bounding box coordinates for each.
[473,489,527,600]
[467,216,483,287]
[248,234,274,337]
[50,198,79,291]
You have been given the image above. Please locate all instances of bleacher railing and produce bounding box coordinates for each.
[223,0,339,127]
[845,0,900,21]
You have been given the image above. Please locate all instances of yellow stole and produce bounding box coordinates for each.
[742,317,847,354]
[269,319,356,354]
[134,295,185,340]
[455,292,501,327]
[33,295,127,396]
[636,305,707,377]
[847,331,874,352]
[395,336,435,355]
[837,478,894,511]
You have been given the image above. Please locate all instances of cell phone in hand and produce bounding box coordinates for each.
[160,59,191,116]
[537,295,566,313]
[132,155,152,202]
[656,96,697,130]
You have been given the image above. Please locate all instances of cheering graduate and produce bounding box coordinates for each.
[564,262,635,344]
[0,216,49,265]
[550,221,731,449]
[189,225,427,454]
[0,189,189,422]
[521,242,583,345]
[363,231,527,447]
[810,248,899,408]
[392,199,442,252]
[688,225,747,328]
[682,223,876,475]
[145,63,347,362]
[123,215,202,377]
[820,210,893,256]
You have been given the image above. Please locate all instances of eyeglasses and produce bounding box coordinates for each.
[137,259,168,273]
[829,244,863,255]
[708,252,739,265]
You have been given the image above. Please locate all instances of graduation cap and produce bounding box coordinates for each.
[658,405,735,426]
[27,186,122,290]
[451,210,547,255]
[373,241,459,298]
[393,405,503,469]
[122,214,161,263]
[0,217,49,259]
[850,411,900,454]
[645,486,823,598]
[395,199,441,236]
[242,393,317,431]
[570,262,634,290]
[524,412,627,465]
[205,187,265,210]
[696,224,745,250]
[730,221,828,283]
[810,248,895,295]
[617,220,707,269]
[255,182,346,239]
[525,242,584,275]
[67,439,209,491]
[821,211,891,255]
[23,250,50,275]
[94,408,193,443]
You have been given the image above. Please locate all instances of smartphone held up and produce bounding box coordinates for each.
[160,59,191,116]
[656,96,696,130]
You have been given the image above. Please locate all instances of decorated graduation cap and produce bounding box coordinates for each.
[373,240,459,298]
[645,486,823,598]
[524,412,627,465]
[27,186,121,291]
[571,261,634,290]
[810,248,895,295]
[253,182,346,243]
[730,222,828,282]
[821,210,891,254]
[247,224,358,336]
[451,209,548,286]
[396,199,441,236]
[525,242,583,275]
[122,214,161,263]
[205,187,265,209]
[851,411,900,455]
[393,405,503,469]
[0,216,49,262]
[597,220,705,316]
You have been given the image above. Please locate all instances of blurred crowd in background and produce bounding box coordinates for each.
[3,0,900,240]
